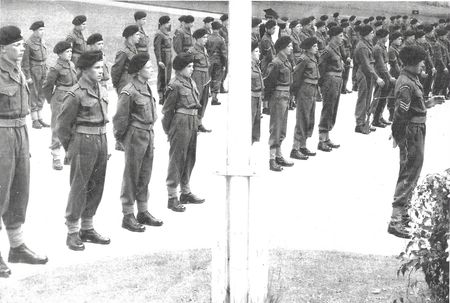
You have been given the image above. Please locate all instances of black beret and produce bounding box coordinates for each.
[368,16,374,21]
[402,15,408,19]
[404,29,415,37]
[436,28,448,37]
[333,12,339,18]
[382,16,386,20]
[178,15,186,22]
[212,21,222,30]
[220,14,228,22]
[309,16,315,21]
[340,18,348,24]
[328,26,343,37]
[76,50,103,69]
[128,53,149,74]
[396,15,402,19]
[173,52,194,71]
[86,33,103,45]
[399,45,426,66]
[433,22,439,28]
[376,29,389,38]
[390,32,403,41]
[134,11,147,20]
[53,41,71,54]
[300,17,311,26]
[423,24,434,33]
[390,16,396,21]
[349,15,356,21]
[280,17,288,22]
[376,16,383,21]
[184,15,194,23]
[159,16,170,25]
[341,22,349,28]
[72,15,87,26]
[392,25,401,31]
[354,20,362,26]
[374,21,383,27]
[415,30,425,39]
[417,24,424,30]
[316,21,326,28]
[354,25,361,33]
[263,8,278,19]
[289,20,299,29]
[251,40,259,52]
[0,26,23,46]
[193,28,208,39]
[274,36,291,52]
[320,15,328,21]
[300,37,318,49]
[122,25,139,38]
[363,18,370,24]
[359,25,374,36]
[252,17,262,28]
[265,20,277,29]
[30,21,44,31]
[203,16,214,23]
[438,18,446,24]
[327,22,338,28]
[410,18,418,25]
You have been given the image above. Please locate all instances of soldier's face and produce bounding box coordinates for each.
[137,18,147,26]
[197,35,208,46]
[131,32,140,44]
[59,48,72,61]
[92,41,104,51]
[85,60,104,82]
[310,44,318,55]
[35,27,44,38]
[283,42,293,55]
[267,27,276,35]
[79,22,87,31]
[139,61,153,80]
[294,24,302,33]
[252,47,260,60]
[416,60,425,74]
[1,40,25,63]
[180,62,194,77]
[393,37,402,46]
[335,32,344,44]
[205,22,212,29]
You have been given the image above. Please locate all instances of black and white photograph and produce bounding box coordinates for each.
[0,0,449,302]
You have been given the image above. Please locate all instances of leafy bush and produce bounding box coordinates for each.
[397,169,449,303]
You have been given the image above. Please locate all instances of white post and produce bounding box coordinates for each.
[212,0,268,302]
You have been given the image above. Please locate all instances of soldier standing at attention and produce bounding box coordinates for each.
[66,15,87,65]
[403,30,417,47]
[289,20,302,64]
[0,25,48,279]
[56,51,111,251]
[219,14,229,93]
[251,41,263,144]
[86,33,110,90]
[264,36,295,172]
[354,25,385,134]
[340,21,353,94]
[154,16,173,104]
[113,53,163,233]
[388,46,444,238]
[317,26,344,152]
[433,28,450,96]
[251,17,262,45]
[315,21,327,55]
[372,29,396,128]
[260,19,276,115]
[415,30,436,97]
[42,41,77,171]
[22,21,49,129]
[173,15,194,55]
[290,37,320,160]
[134,11,150,54]
[162,53,205,213]
[189,28,212,132]
[207,21,227,106]
[203,17,214,35]
[387,32,403,121]
[299,18,314,42]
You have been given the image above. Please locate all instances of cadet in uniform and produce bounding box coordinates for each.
[86,33,110,89]
[290,37,320,160]
[415,30,436,97]
[389,45,444,238]
[387,32,403,121]
[189,28,212,132]
[341,21,353,94]
[251,41,263,144]
[289,20,302,64]
[56,51,110,251]
[203,16,214,35]
[66,15,87,65]
[113,53,163,233]
[315,21,327,55]
[173,15,194,54]
[317,26,344,152]
[134,11,150,54]
[22,21,49,129]
[372,29,396,128]
[111,25,140,95]
[0,25,48,278]
[162,53,205,212]
[251,17,262,45]
[264,36,295,172]
[434,28,449,96]
[299,18,314,42]
[260,19,277,115]
[219,14,229,93]
[42,41,77,171]
[154,16,173,104]
[207,21,227,106]
[354,25,385,134]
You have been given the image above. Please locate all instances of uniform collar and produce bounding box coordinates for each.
[29,34,42,44]
[277,51,289,63]
[328,40,341,53]
[73,28,83,37]
[182,27,192,36]
[56,58,71,68]
[125,40,138,53]
[176,74,192,87]
[193,43,206,53]
[132,76,151,95]
[402,68,423,87]
[159,29,170,37]
[0,56,21,83]
[78,75,101,99]
[305,52,317,62]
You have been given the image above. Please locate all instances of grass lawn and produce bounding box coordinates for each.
[0,249,428,303]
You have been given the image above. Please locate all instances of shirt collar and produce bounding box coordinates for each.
[125,40,137,53]
[78,75,100,98]
[56,58,71,68]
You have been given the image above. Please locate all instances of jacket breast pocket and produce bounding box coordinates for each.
[179,91,195,107]
[0,85,19,111]
[183,35,192,46]
[80,98,98,117]
[279,67,291,83]
[134,97,150,120]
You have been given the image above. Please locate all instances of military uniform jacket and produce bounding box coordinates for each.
[206,32,227,65]
[111,41,138,89]
[56,76,109,150]
[259,33,275,75]
[354,38,378,79]
[0,57,30,119]
[251,32,260,44]
[264,52,293,97]
[42,58,77,102]
[373,42,391,79]
[291,52,319,95]
[342,32,352,59]
[136,26,150,53]
[434,37,449,70]
[416,41,435,70]
[315,30,327,54]
[189,44,210,71]
[298,28,312,43]
[319,41,344,78]
[66,29,86,55]
[219,26,228,45]
[173,28,193,54]
[101,53,111,83]
[388,44,402,79]
[154,30,173,63]
[113,77,157,141]
[251,58,264,92]
[290,32,302,55]
[22,35,47,80]
[161,75,201,134]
